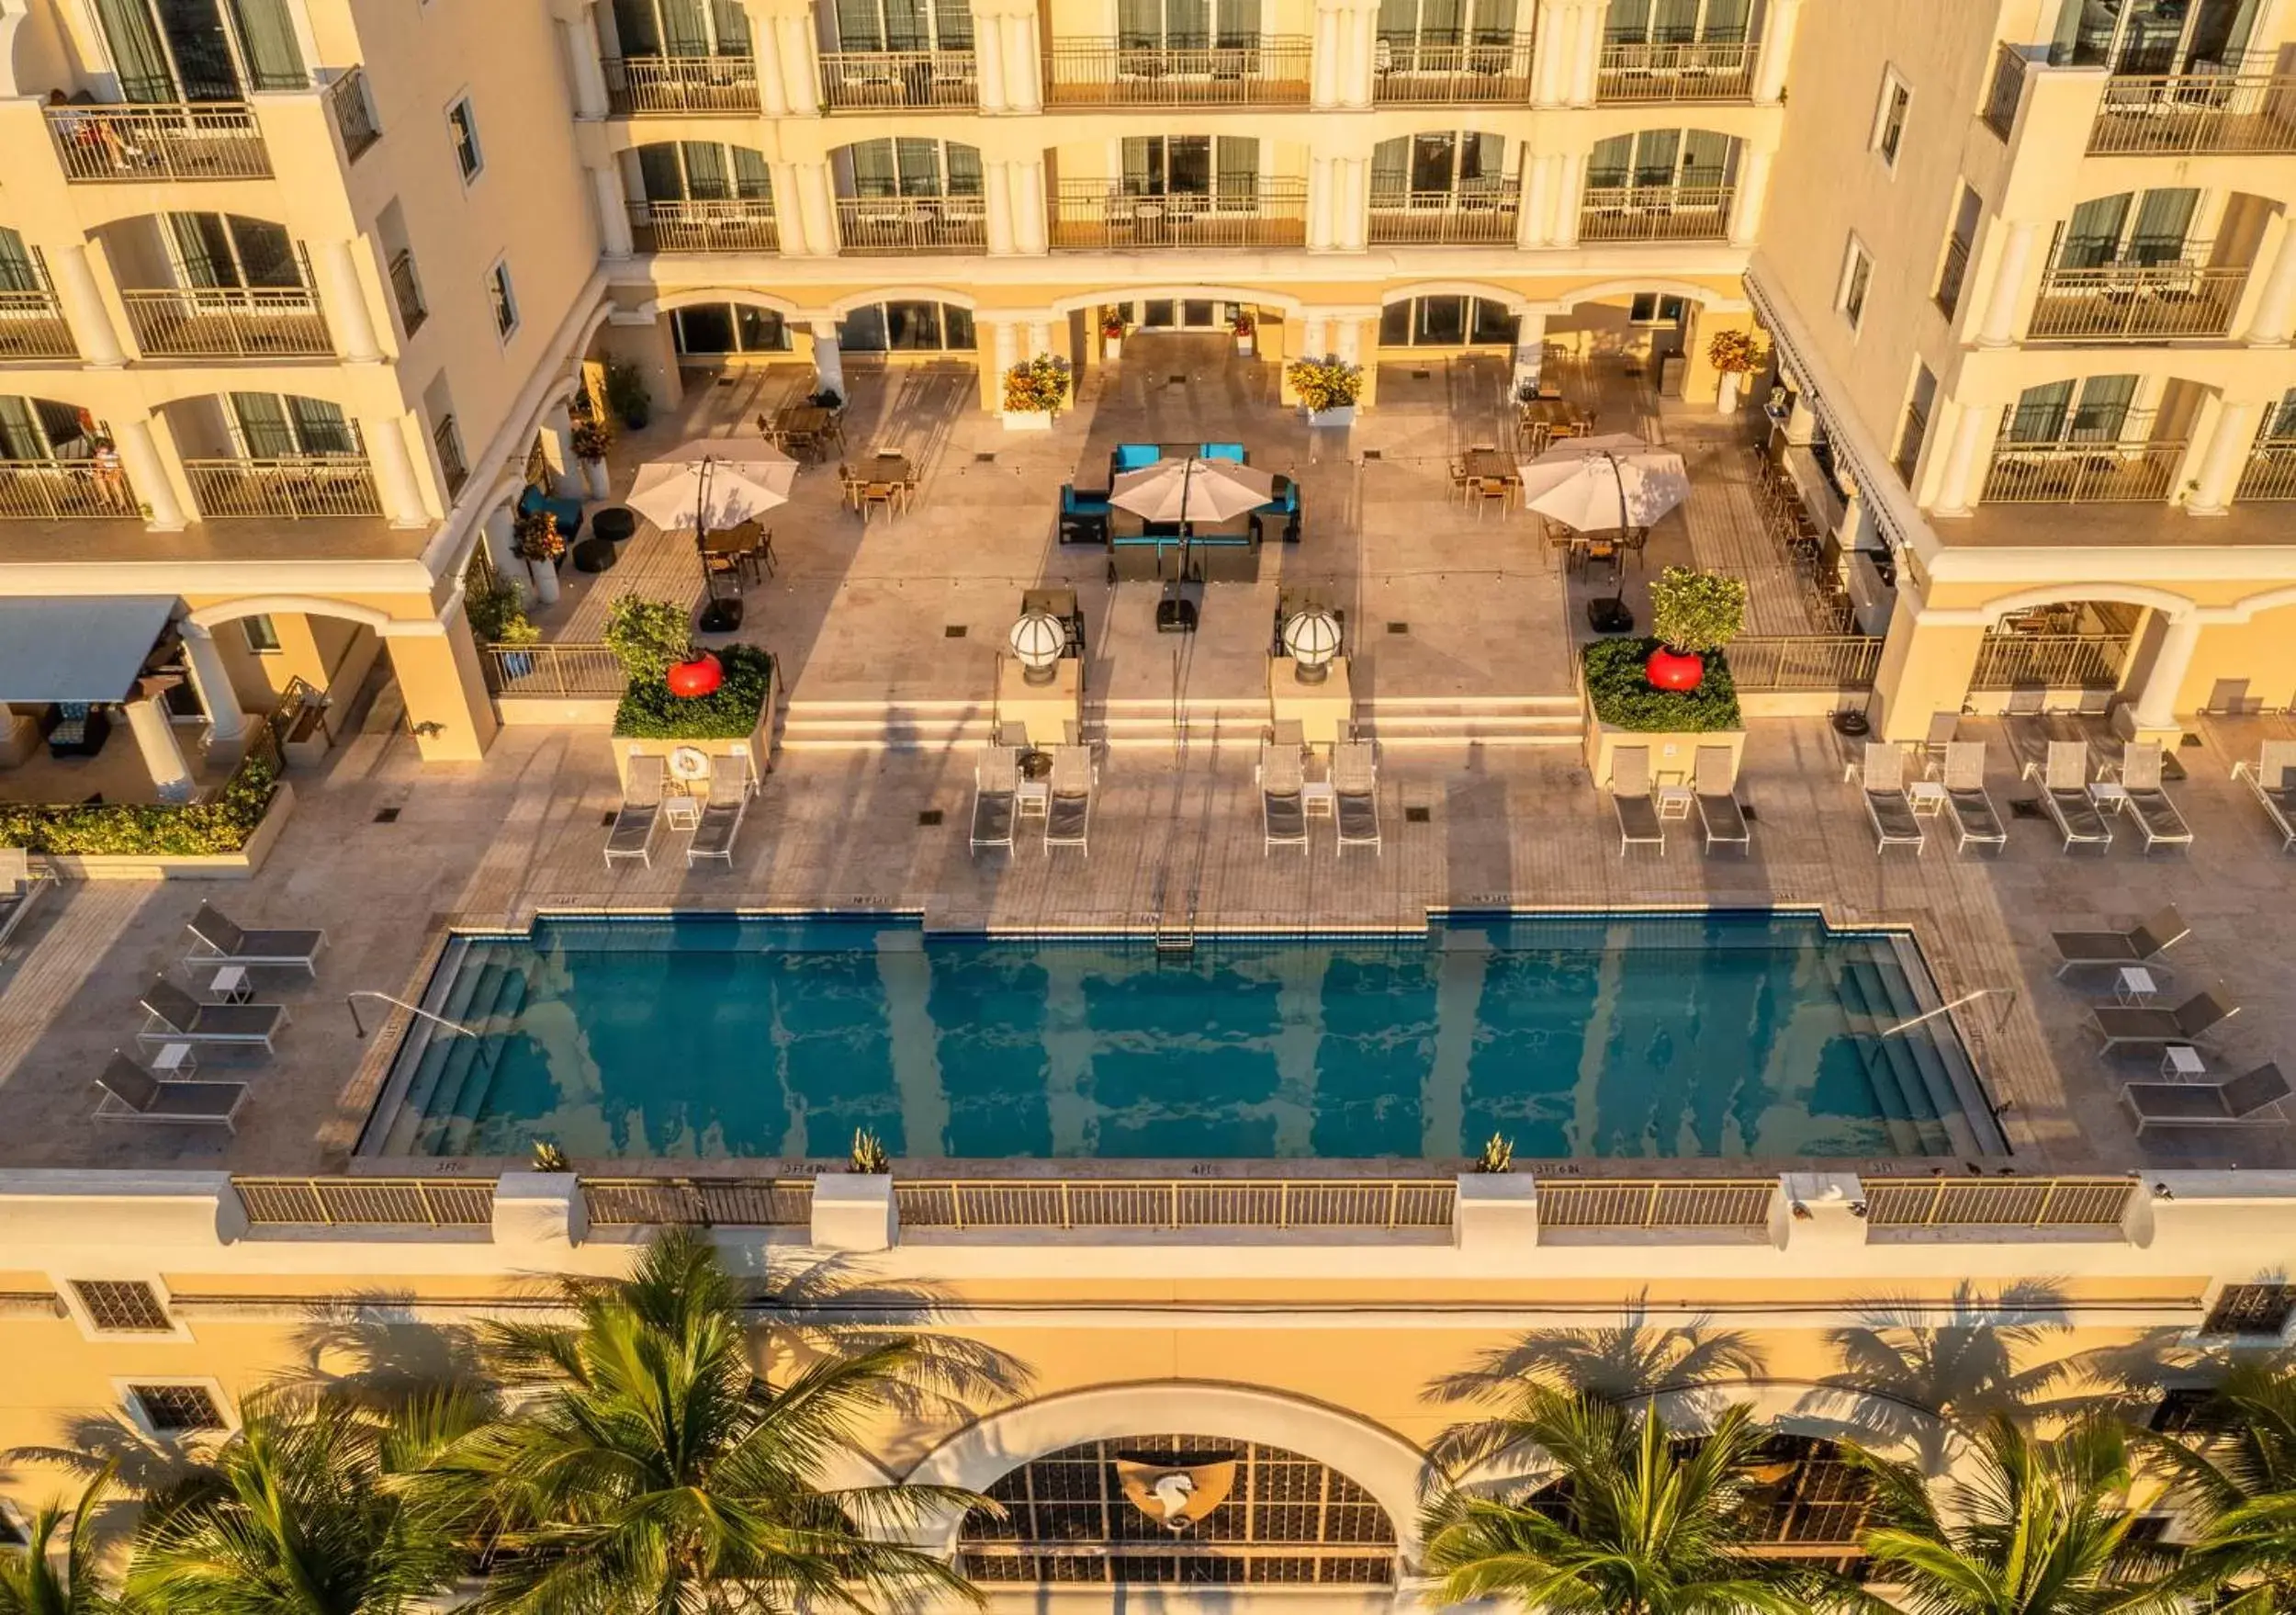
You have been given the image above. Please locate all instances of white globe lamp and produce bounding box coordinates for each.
[1280,608,1342,684]
[1008,611,1066,685]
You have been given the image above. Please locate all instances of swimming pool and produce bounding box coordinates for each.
[359,913,2002,1162]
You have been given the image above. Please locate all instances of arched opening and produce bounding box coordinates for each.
[1377,290,1519,349]
[1580,129,1740,242]
[163,391,379,520]
[832,139,986,254]
[626,141,777,253]
[1968,597,2149,706]
[0,394,133,519]
[2031,186,2268,341]
[957,1433,1402,1587]
[91,211,328,358]
[1981,373,2200,506]
[835,299,974,353]
[2240,386,2296,503]
[1368,131,1517,243]
[1050,136,1305,250]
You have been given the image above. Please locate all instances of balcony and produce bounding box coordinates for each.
[1044,40,1311,105]
[834,194,987,254]
[0,459,132,520]
[2089,72,2296,156]
[1981,421,2188,505]
[388,250,426,336]
[120,283,332,360]
[0,278,76,362]
[817,50,978,110]
[44,101,270,183]
[1594,39,1754,103]
[601,55,760,116]
[1578,183,1733,242]
[1050,180,1308,250]
[1366,187,1518,244]
[629,198,780,254]
[325,67,379,161]
[1370,35,1536,103]
[184,456,381,520]
[2239,435,2296,501]
[2027,254,2246,341]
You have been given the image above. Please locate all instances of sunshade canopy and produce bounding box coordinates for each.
[1516,435,1691,532]
[1109,457,1276,525]
[0,597,174,703]
[627,438,797,532]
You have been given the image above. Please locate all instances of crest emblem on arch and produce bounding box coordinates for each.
[1116,1456,1238,1530]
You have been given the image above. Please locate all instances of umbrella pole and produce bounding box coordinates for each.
[1586,449,1636,636]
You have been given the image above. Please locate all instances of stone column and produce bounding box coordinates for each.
[595,164,636,256]
[1301,313,1329,356]
[991,318,1019,374]
[770,160,811,254]
[1551,152,1584,245]
[1728,148,1773,246]
[310,240,382,361]
[2133,614,2203,730]
[179,622,249,744]
[386,617,499,762]
[981,320,1017,411]
[1978,220,2039,347]
[745,0,791,114]
[51,243,125,367]
[1511,311,1547,395]
[985,160,1018,254]
[126,695,195,801]
[1308,155,1337,250]
[2186,397,2262,515]
[1311,0,1344,106]
[366,414,432,526]
[2244,218,2296,345]
[563,9,611,116]
[1012,158,1048,254]
[481,503,519,581]
[1341,3,1376,107]
[777,13,820,114]
[1530,1,1564,104]
[973,13,1008,110]
[1001,8,1041,112]
[1026,318,1051,355]
[1752,0,1801,104]
[809,318,844,395]
[794,162,839,254]
[1871,596,1986,742]
[1930,401,1997,517]
[1334,315,1361,365]
[1334,158,1368,251]
[114,416,185,529]
[1516,157,1548,247]
[1565,0,1599,104]
[539,401,581,497]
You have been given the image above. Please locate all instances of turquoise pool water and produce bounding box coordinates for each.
[361,913,1999,1161]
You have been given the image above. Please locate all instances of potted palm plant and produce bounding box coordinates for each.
[1706,328,1764,414]
[1646,566,1747,692]
[1001,353,1071,431]
[1288,356,1362,429]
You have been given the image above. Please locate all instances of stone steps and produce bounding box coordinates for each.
[773,693,1585,752]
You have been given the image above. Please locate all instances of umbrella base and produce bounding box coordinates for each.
[1586,597,1636,635]
[697,597,745,634]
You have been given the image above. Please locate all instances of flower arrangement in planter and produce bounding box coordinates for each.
[512,503,566,604]
[570,417,613,500]
[1287,355,1363,427]
[1100,308,1128,359]
[1705,328,1767,413]
[1001,354,1072,430]
[1232,308,1256,356]
[1645,566,1748,693]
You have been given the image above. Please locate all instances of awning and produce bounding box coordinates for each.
[0,597,176,704]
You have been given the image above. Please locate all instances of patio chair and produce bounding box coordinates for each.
[0,847,47,950]
[1043,744,1096,854]
[1940,741,2008,854]
[1861,743,1925,855]
[604,753,666,870]
[44,701,108,758]
[1250,477,1301,545]
[1693,745,1749,855]
[1058,484,1112,545]
[138,977,287,1053]
[2124,1062,2290,1133]
[1259,738,1308,855]
[970,747,1018,856]
[2092,981,2239,1053]
[1334,740,1380,855]
[1609,746,1664,856]
[185,902,324,977]
[2030,739,2113,853]
[2232,740,2296,852]
[2052,904,2189,976]
[94,1051,247,1131]
[685,755,752,869]
[861,480,900,523]
[837,462,865,511]
[2119,741,2193,853]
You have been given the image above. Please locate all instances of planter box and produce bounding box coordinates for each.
[1582,716,1746,792]
[1234,333,1255,356]
[581,459,611,500]
[612,663,776,791]
[1001,409,1056,432]
[1103,335,1122,360]
[36,780,296,882]
[1304,405,1356,430]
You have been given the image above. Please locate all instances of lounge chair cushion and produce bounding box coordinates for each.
[1266,792,1307,843]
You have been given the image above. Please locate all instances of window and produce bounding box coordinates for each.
[1935,184,1981,318]
[388,249,426,335]
[1121,135,1259,198]
[241,615,281,654]
[2055,188,2200,269]
[833,0,971,51]
[2047,0,2261,73]
[1118,0,1257,50]
[1839,238,1874,330]
[71,1280,172,1333]
[1588,128,1735,191]
[90,0,309,101]
[0,394,94,462]
[1873,71,1912,165]
[1378,0,1519,53]
[1603,0,1750,44]
[844,137,981,198]
[2149,1386,2216,1433]
[231,393,358,457]
[612,0,753,56]
[670,303,792,356]
[2204,1282,2296,1337]
[162,213,300,290]
[433,414,467,496]
[1896,363,1936,486]
[636,141,774,204]
[129,1383,225,1433]
[1378,295,1515,346]
[834,299,974,352]
[487,259,519,339]
[446,96,483,181]
[1629,293,1687,324]
[2268,387,2296,441]
[1370,131,1508,201]
[2004,374,2139,443]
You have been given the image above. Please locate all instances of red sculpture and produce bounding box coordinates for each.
[665,652,723,698]
[1645,647,1705,691]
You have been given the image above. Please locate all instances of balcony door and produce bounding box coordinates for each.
[2055,189,2200,268]
[1372,130,1507,199]
[0,230,43,296]
[636,142,772,203]
[1589,127,1735,188]
[1376,0,1519,53]
[1121,135,1258,198]
[228,392,357,458]
[1118,0,1261,50]
[832,0,971,52]
[612,0,750,56]
[1602,0,1751,43]
[2005,375,2140,444]
[93,0,306,100]
[844,137,982,198]
[2047,0,2262,72]
[163,213,299,288]
[0,396,90,463]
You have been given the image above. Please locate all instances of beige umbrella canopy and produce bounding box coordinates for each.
[626,437,797,534]
[1110,457,1276,525]
[1515,434,1691,532]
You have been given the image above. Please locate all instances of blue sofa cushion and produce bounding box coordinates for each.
[1199,443,1246,463]
[520,484,586,542]
[1061,484,1112,515]
[1112,444,1160,471]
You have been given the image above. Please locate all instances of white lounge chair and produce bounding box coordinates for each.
[1334,741,1380,854]
[1260,738,1309,855]
[1862,743,1924,855]
[185,901,325,976]
[2124,1063,2290,1133]
[970,747,1018,855]
[1920,710,1959,762]
[1693,745,1748,855]
[1609,747,1664,856]
[2052,904,2188,977]
[1939,741,2006,854]
[1044,744,1095,854]
[2027,739,2112,853]
[138,977,287,1054]
[685,756,752,868]
[2119,741,2192,853]
[605,753,667,869]
[0,847,46,950]
[94,1051,247,1131]
[2233,740,2296,853]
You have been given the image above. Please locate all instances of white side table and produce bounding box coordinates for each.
[2160,1045,2207,1082]
[152,1042,197,1077]
[1909,781,1948,816]
[1657,785,1694,820]
[2115,966,2157,1006]
[2089,781,2129,811]
[208,965,253,1004]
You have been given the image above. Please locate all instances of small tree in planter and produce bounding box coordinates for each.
[1001,354,1071,430]
[1646,567,1748,692]
[1705,328,1766,414]
[603,359,650,430]
[1288,356,1363,427]
[512,504,566,604]
[606,595,694,683]
[1100,308,1128,360]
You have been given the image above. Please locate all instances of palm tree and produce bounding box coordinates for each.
[125,1388,479,1615]
[0,1467,113,1615]
[1851,1413,2180,1615]
[2143,1356,2296,1611]
[422,1227,993,1615]
[1422,1385,1843,1615]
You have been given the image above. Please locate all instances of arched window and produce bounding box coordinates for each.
[1377,0,1520,56]
[1588,128,1736,189]
[842,137,982,198]
[1371,132,1509,200]
[161,213,301,288]
[636,142,772,204]
[1604,0,1751,45]
[613,0,750,56]
[2055,189,2200,268]
[959,1435,1399,1586]
[93,0,309,101]
[1379,294,1515,345]
[2047,0,2261,73]
[670,304,791,355]
[831,0,972,51]
[836,300,974,351]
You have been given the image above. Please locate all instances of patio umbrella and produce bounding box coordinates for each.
[1515,434,1690,533]
[626,437,797,534]
[1109,457,1276,525]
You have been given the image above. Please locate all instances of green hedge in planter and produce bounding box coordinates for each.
[1582,638,1742,732]
[612,645,774,740]
[0,749,281,856]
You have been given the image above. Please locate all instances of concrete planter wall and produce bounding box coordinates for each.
[36,781,297,881]
[1305,405,1356,430]
[1582,716,1747,790]
[610,668,776,792]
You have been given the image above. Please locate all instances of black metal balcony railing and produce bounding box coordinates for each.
[1982,418,2188,505]
[1594,38,1754,102]
[0,258,77,361]
[629,198,781,253]
[326,66,380,160]
[1981,43,2027,139]
[0,459,133,520]
[602,54,761,115]
[2239,437,2296,502]
[1045,39,1312,105]
[834,193,988,254]
[1578,183,1734,242]
[44,101,271,182]
[1050,180,1309,250]
[433,415,467,499]
[818,50,978,109]
[121,283,332,359]
[1935,233,1973,319]
[1366,186,1518,244]
[2089,72,2296,155]
[388,250,426,336]
[2027,255,2247,340]
[185,456,382,519]
[1894,401,1930,488]
[1371,34,1536,102]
